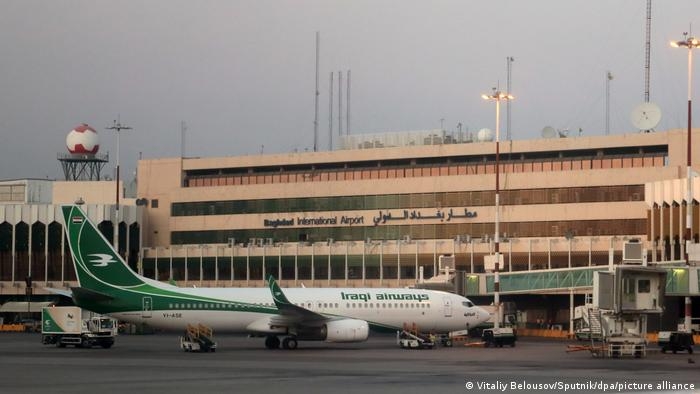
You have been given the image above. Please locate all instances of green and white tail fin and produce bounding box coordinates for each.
[62,205,145,291]
[268,275,293,308]
[268,275,324,319]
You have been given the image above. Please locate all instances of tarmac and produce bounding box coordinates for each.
[0,332,699,394]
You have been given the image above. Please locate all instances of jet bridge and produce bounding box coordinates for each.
[588,266,666,358]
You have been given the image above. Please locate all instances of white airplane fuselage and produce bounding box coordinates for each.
[112,286,488,334]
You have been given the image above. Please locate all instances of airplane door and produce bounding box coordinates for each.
[442,297,453,317]
[142,296,153,318]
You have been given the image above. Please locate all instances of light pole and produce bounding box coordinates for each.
[106,119,132,253]
[671,33,699,332]
[482,88,514,330]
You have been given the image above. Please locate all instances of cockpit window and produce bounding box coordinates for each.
[462,301,474,308]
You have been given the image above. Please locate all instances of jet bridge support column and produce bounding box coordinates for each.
[569,289,574,338]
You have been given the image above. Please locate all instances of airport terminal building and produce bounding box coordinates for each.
[135,128,699,293]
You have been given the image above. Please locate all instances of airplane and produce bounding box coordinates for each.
[60,205,490,349]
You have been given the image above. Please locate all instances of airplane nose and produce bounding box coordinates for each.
[477,307,490,325]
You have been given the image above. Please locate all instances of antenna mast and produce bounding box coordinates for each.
[606,71,613,135]
[347,70,351,136]
[506,57,514,140]
[180,121,187,157]
[105,117,132,252]
[313,32,320,152]
[338,71,343,137]
[329,72,334,150]
[644,0,651,102]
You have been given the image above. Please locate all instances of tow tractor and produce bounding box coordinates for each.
[180,324,217,352]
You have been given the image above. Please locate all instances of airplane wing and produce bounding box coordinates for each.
[267,276,328,326]
[249,276,370,343]
[43,287,73,298]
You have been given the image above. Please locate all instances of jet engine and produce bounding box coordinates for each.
[296,319,369,342]
[323,319,369,342]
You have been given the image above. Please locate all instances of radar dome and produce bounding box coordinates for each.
[476,128,494,142]
[66,124,99,154]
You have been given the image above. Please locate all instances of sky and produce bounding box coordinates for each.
[0,0,698,181]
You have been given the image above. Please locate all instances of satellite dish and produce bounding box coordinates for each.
[541,126,556,138]
[630,102,661,131]
[476,128,494,142]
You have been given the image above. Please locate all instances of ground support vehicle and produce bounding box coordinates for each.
[482,327,517,347]
[605,334,646,358]
[41,306,117,348]
[397,330,435,349]
[180,324,217,352]
[659,331,694,354]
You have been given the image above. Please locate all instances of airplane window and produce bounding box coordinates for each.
[369,303,373,308]
[346,303,350,308]
[399,304,403,309]
[335,303,338,308]
[462,301,474,307]
[388,303,392,308]
[352,303,356,308]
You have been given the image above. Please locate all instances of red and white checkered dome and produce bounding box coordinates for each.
[66,123,100,154]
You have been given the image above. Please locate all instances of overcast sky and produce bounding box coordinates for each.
[0,0,697,181]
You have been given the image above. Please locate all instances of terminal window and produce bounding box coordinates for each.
[638,279,651,293]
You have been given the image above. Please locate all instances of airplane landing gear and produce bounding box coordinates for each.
[264,335,280,349]
[282,337,298,350]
